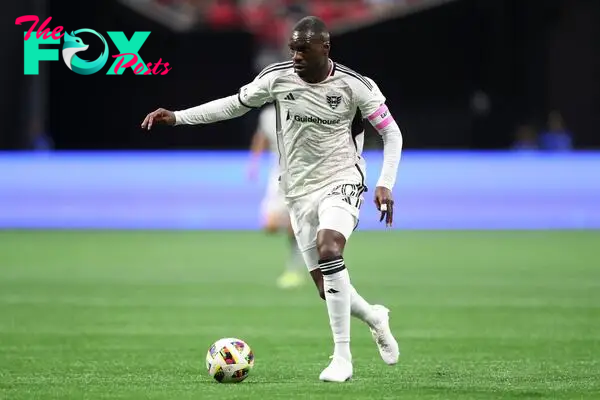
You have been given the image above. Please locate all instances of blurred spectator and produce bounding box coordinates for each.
[364,0,397,13]
[511,111,573,152]
[539,110,573,151]
[206,0,240,29]
[28,118,54,151]
[512,124,539,151]
[137,0,394,31]
[470,90,491,117]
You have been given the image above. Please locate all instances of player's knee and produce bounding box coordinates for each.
[316,230,345,260]
[318,244,341,262]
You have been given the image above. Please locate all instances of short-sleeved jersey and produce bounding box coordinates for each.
[239,60,386,198]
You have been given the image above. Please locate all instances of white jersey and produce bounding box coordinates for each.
[239,60,387,198]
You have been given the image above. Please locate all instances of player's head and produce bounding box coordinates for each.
[288,16,330,80]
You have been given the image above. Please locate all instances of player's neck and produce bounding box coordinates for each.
[303,59,332,84]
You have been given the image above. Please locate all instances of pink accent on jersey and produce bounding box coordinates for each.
[376,115,394,130]
[368,104,388,121]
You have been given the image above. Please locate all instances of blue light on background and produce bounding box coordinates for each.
[0,151,598,230]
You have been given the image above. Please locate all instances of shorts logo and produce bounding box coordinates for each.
[326,92,343,110]
[328,183,365,209]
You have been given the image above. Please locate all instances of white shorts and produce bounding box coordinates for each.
[286,168,366,271]
[260,166,288,224]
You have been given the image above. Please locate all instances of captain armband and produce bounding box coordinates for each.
[367,104,395,132]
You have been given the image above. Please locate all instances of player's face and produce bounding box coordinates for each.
[288,30,329,79]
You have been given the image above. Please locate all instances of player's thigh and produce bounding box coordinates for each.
[317,204,358,244]
[317,182,364,241]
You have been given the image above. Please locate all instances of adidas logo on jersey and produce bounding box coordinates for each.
[293,115,341,125]
[284,93,295,100]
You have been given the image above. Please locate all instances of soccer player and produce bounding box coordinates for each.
[141,16,402,382]
[248,103,305,289]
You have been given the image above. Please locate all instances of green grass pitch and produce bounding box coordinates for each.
[0,230,599,399]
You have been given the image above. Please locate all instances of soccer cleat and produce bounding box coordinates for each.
[319,356,353,382]
[369,305,400,365]
[276,270,305,289]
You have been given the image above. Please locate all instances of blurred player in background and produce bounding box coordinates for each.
[247,103,305,289]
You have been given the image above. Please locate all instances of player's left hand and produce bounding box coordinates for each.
[141,108,176,130]
[374,186,394,227]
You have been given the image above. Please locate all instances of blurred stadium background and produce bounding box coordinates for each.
[1,1,599,399]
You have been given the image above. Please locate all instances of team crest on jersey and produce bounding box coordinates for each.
[326,92,343,110]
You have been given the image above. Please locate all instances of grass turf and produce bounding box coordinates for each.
[0,230,599,399]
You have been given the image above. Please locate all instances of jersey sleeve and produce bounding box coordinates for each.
[352,76,403,190]
[237,67,277,109]
[351,77,391,130]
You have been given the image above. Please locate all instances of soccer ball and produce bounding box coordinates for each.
[205,337,255,383]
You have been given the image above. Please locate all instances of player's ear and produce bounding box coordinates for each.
[323,41,330,54]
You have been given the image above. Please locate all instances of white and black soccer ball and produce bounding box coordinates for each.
[206,338,255,383]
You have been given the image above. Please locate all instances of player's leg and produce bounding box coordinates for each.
[317,222,353,382]
[261,183,304,288]
[277,212,305,289]
[314,211,354,382]
[315,185,398,382]
[310,240,399,368]
[310,269,380,327]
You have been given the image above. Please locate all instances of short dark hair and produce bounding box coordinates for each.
[293,16,330,42]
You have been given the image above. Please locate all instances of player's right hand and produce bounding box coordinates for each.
[141,108,176,130]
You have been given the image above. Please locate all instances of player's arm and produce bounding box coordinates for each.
[173,95,251,126]
[354,77,403,226]
[141,69,274,130]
